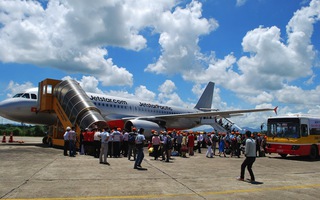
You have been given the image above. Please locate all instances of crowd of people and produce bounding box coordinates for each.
[63,126,268,172]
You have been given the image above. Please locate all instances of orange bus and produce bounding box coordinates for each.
[266,115,320,159]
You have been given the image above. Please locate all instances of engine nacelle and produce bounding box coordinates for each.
[124,120,166,139]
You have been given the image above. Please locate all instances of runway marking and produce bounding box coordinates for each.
[3,183,320,200]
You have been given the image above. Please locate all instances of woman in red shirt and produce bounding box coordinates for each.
[188,131,195,156]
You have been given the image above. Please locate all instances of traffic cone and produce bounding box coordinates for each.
[9,132,13,143]
[2,133,6,143]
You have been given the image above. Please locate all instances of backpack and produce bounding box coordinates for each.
[206,138,212,146]
[128,134,135,144]
[166,137,172,149]
[212,135,218,142]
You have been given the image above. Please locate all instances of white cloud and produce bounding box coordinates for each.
[275,85,320,105]
[158,80,176,94]
[157,80,187,107]
[236,0,247,7]
[134,86,156,102]
[145,0,218,75]
[183,0,320,109]
[5,81,35,98]
[78,76,104,94]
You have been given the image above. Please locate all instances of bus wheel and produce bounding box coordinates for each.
[279,154,287,158]
[309,145,318,160]
[42,136,48,144]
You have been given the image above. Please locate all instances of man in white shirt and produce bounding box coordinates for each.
[237,131,256,182]
[68,127,76,157]
[99,128,110,165]
[93,129,101,158]
[63,127,70,156]
[111,128,123,158]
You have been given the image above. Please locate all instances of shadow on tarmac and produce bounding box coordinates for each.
[267,155,320,162]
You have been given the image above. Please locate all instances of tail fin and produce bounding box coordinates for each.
[194,82,214,110]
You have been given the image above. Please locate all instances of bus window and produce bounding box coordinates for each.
[310,128,320,135]
[268,119,300,138]
[301,124,308,137]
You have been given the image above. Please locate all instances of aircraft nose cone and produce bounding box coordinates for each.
[0,99,12,118]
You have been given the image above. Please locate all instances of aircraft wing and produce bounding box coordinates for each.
[122,107,277,121]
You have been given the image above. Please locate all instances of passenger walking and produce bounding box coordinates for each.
[219,133,226,157]
[151,131,160,160]
[237,131,256,182]
[164,133,173,162]
[211,132,218,155]
[256,133,262,157]
[128,127,137,161]
[69,126,76,157]
[206,134,213,158]
[197,132,203,153]
[176,132,182,155]
[134,128,146,169]
[235,132,242,158]
[181,133,188,158]
[188,131,195,156]
[99,128,110,165]
[161,131,168,161]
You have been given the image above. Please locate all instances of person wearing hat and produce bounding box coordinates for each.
[237,131,256,182]
[181,132,188,158]
[151,131,160,160]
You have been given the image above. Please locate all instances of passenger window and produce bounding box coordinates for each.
[301,124,308,137]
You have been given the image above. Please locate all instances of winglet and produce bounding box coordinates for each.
[274,106,278,115]
[194,82,214,110]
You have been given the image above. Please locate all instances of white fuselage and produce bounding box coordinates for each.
[0,89,202,129]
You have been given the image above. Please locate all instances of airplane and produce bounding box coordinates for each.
[0,80,277,136]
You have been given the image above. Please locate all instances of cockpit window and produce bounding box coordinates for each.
[13,93,23,98]
[31,94,37,99]
[12,93,31,99]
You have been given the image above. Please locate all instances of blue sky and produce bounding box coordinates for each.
[0,0,319,129]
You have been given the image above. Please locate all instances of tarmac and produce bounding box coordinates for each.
[1,137,320,200]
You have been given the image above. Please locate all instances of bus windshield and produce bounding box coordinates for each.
[268,118,300,138]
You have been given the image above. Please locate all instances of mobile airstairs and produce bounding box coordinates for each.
[38,78,106,147]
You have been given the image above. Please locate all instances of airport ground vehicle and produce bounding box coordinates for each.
[266,115,320,159]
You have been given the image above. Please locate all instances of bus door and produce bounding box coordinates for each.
[300,118,309,137]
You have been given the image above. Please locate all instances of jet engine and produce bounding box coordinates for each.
[124,119,166,138]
